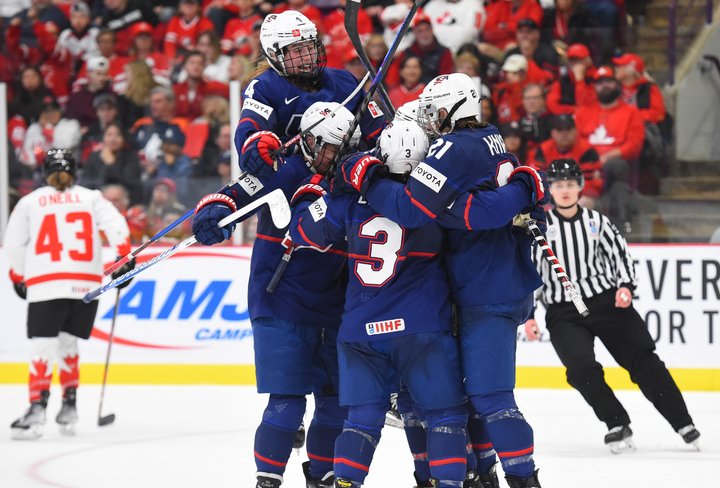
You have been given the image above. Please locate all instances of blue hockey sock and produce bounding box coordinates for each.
[254,394,306,475]
[398,391,431,483]
[307,395,347,479]
[471,392,535,479]
[467,405,497,475]
[334,403,386,485]
[425,405,468,488]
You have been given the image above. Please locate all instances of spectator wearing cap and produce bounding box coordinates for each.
[499,120,529,165]
[21,100,81,168]
[389,56,425,108]
[530,114,603,198]
[423,0,485,55]
[6,9,72,105]
[101,0,159,56]
[14,0,70,49]
[146,178,188,238]
[323,0,373,70]
[64,56,111,129]
[153,126,193,206]
[174,51,230,120]
[81,121,143,204]
[518,83,553,149]
[272,0,325,35]
[393,13,454,85]
[494,54,530,124]
[80,93,119,162]
[482,0,544,54]
[613,54,665,125]
[128,22,171,88]
[132,86,189,166]
[540,0,595,53]
[117,59,158,130]
[164,0,215,62]
[546,43,598,114]
[57,2,100,66]
[504,18,559,86]
[575,66,645,228]
[221,0,264,56]
[73,29,130,94]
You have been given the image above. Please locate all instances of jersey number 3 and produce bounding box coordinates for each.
[36,212,93,262]
[356,216,404,287]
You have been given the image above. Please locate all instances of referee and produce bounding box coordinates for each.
[524,158,701,453]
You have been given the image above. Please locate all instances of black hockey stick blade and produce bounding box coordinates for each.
[99,413,115,426]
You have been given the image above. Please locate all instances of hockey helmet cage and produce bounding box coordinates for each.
[300,102,360,175]
[417,73,480,137]
[547,158,585,190]
[43,149,77,180]
[378,121,429,175]
[260,11,326,88]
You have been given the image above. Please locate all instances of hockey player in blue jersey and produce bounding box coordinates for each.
[192,102,366,488]
[289,120,472,488]
[234,10,385,180]
[336,74,548,488]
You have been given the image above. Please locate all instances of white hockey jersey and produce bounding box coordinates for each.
[423,0,485,54]
[4,185,130,303]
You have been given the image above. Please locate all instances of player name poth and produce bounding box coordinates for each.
[366,318,406,335]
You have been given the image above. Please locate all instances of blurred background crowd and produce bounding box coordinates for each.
[1,0,666,243]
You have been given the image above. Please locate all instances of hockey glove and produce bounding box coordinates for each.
[241,131,283,178]
[291,174,330,208]
[508,166,550,206]
[9,270,26,299]
[335,153,388,197]
[112,257,135,290]
[512,204,547,239]
[192,193,238,245]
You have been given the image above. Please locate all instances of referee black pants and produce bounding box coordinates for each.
[545,289,693,431]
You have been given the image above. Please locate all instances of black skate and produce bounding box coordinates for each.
[505,469,541,488]
[385,393,403,429]
[465,462,500,488]
[56,387,78,436]
[604,425,636,454]
[679,424,701,450]
[11,390,49,440]
[294,421,306,450]
[414,471,433,487]
[303,460,335,488]
[256,472,283,488]
[334,478,361,488]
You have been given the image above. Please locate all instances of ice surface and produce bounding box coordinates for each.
[0,386,717,487]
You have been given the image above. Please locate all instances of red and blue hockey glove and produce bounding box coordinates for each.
[241,131,283,178]
[192,193,238,245]
[508,166,549,206]
[291,174,330,207]
[334,153,388,196]
[111,257,136,289]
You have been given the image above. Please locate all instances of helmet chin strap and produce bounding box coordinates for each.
[437,96,467,133]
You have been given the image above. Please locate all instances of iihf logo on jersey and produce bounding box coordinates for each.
[366,319,406,335]
[588,219,598,237]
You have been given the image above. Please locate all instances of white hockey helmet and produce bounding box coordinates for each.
[417,73,481,137]
[394,99,420,124]
[377,121,429,175]
[260,11,326,88]
[300,102,360,175]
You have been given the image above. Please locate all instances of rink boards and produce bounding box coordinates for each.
[1,244,719,390]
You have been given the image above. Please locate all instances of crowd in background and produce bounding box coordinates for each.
[2,0,666,241]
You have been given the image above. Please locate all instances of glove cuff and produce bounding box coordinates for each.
[9,269,24,284]
[195,193,238,214]
[510,167,544,203]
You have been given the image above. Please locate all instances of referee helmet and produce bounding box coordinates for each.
[547,158,584,190]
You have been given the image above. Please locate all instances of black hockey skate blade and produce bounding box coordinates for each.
[98,414,115,426]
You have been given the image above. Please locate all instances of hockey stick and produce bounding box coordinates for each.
[345,0,395,118]
[98,289,121,426]
[525,218,589,317]
[269,72,370,159]
[84,189,291,302]
[103,171,250,276]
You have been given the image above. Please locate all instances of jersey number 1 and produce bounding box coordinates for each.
[36,212,93,262]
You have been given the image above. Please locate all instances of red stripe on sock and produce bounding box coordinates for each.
[473,442,493,450]
[497,446,534,458]
[429,457,467,467]
[334,457,370,472]
[254,451,288,467]
[308,453,334,463]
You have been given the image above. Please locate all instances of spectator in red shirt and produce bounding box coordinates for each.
[504,18,559,86]
[101,0,160,56]
[324,0,373,70]
[203,0,241,36]
[392,14,454,87]
[15,0,70,48]
[173,51,230,120]
[541,0,596,55]
[482,0,544,53]
[546,43,598,114]
[518,83,553,149]
[128,22,171,88]
[530,113,603,199]
[74,28,130,94]
[612,53,665,124]
[494,54,531,124]
[164,0,215,63]
[64,56,111,129]
[272,0,324,35]
[221,0,262,56]
[389,56,425,108]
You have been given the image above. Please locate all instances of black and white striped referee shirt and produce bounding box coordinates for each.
[532,207,638,307]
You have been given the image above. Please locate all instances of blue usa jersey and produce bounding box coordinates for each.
[235,68,385,157]
[222,155,348,329]
[365,126,543,307]
[289,191,452,343]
